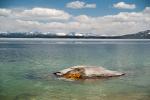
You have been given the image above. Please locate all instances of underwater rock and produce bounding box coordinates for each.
[14,93,37,100]
[53,65,125,80]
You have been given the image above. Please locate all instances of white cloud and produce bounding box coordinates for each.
[0,7,150,36]
[85,4,96,8]
[113,2,136,9]
[0,7,71,21]
[20,8,71,20]
[73,7,150,35]
[0,9,11,16]
[143,7,150,14]
[66,1,96,9]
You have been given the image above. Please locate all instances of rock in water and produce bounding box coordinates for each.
[53,65,125,80]
[14,93,37,100]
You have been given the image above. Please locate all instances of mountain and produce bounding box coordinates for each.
[120,30,150,39]
[0,30,150,39]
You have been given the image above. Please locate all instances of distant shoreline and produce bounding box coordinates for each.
[0,37,150,39]
[0,38,150,41]
[0,30,149,39]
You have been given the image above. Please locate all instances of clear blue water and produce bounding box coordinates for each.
[0,38,150,100]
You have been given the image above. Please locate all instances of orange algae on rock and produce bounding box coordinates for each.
[63,73,82,80]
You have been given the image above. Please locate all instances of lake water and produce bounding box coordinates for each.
[0,38,150,100]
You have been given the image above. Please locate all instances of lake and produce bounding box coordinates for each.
[0,38,150,100]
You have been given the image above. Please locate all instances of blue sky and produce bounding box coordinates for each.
[0,0,150,35]
[0,0,149,16]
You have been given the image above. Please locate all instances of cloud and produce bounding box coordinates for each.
[20,8,71,20]
[0,9,11,16]
[0,7,71,21]
[113,2,136,9]
[85,4,96,8]
[66,1,96,9]
[0,7,150,36]
[73,8,150,35]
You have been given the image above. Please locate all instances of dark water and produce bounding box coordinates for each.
[0,38,150,100]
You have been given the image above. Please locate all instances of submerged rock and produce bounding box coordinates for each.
[14,93,37,100]
[53,65,125,80]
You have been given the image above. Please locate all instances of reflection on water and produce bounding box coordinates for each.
[0,39,150,100]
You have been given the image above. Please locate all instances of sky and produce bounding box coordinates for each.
[0,0,150,36]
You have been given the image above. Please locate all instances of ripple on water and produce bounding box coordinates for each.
[14,93,37,100]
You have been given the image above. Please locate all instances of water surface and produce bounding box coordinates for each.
[0,38,150,100]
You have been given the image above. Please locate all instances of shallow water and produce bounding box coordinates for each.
[0,38,150,100]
